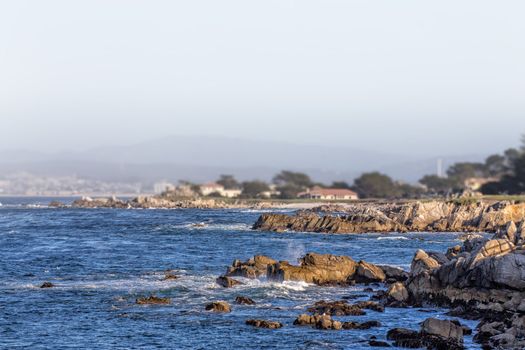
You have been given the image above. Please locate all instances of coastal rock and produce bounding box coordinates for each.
[387,319,464,350]
[253,200,525,234]
[377,265,409,282]
[216,276,243,288]
[136,295,171,305]
[267,253,357,285]
[386,282,409,303]
[235,296,255,305]
[410,249,440,276]
[421,318,463,343]
[245,319,283,329]
[226,255,276,279]
[306,300,365,316]
[355,261,386,283]
[205,301,231,313]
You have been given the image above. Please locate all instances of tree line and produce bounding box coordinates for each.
[189,135,525,199]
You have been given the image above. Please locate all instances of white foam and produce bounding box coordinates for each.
[376,236,409,240]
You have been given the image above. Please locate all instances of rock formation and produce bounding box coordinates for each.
[253,200,525,234]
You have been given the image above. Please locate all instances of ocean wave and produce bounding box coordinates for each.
[376,236,409,240]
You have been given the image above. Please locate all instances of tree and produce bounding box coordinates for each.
[241,181,270,198]
[484,154,506,177]
[352,172,399,198]
[446,162,486,187]
[216,174,239,189]
[419,175,454,193]
[273,170,313,199]
[329,181,351,189]
[272,170,313,188]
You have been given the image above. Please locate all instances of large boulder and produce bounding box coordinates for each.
[267,253,358,285]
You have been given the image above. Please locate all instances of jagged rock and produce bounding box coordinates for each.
[306,300,365,316]
[205,301,231,312]
[267,253,358,285]
[226,255,276,279]
[355,261,386,283]
[253,200,525,234]
[216,275,243,288]
[245,319,282,329]
[235,296,255,305]
[40,282,54,288]
[136,295,171,305]
[293,314,378,330]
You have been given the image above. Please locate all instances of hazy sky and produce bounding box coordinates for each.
[1,0,524,157]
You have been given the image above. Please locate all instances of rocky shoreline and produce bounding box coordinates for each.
[212,223,525,349]
[253,200,525,234]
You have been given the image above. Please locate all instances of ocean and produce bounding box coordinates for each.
[0,197,481,349]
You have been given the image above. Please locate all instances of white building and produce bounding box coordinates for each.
[298,186,359,200]
[199,182,241,198]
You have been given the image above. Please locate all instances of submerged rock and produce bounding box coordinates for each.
[40,282,54,288]
[216,275,242,288]
[235,296,255,305]
[205,301,231,313]
[136,295,171,305]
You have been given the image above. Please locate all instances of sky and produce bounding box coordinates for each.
[1,0,524,157]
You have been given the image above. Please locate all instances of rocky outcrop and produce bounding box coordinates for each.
[266,253,358,285]
[227,253,400,286]
[253,200,525,234]
[205,301,231,312]
[399,222,525,348]
[245,319,283,329]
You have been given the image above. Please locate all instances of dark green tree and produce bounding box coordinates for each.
[272,170,313,188]
[216,174,240,189]
[352,172,399,198]
[241,181,270,198]
[329,181,351,189]
[419,175,455,193]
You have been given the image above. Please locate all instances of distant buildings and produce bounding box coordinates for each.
[298,186,359,200]
[199,182,242,198]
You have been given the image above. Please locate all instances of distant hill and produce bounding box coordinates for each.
[0,135,485,184]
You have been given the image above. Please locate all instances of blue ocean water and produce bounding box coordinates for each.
[0,198,481,349]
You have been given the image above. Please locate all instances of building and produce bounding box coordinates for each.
[199,182,241,198]
[298,186,359,200]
